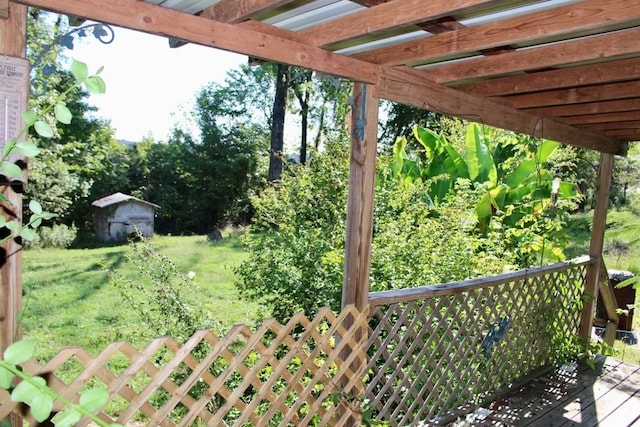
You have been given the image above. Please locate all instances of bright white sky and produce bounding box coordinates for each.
[69,24,246,142]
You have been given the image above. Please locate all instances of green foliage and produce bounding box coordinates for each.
[0,340,121,426]
[28,223,78,248]
[236,140,517,322]
[236,142,349,321]
[392,123,580,265]
[0,58,105,246]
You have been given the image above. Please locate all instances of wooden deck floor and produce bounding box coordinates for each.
[450,356,640,427]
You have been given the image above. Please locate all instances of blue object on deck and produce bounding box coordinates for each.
[482,316,510,358]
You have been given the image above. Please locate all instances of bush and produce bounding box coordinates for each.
[29,223,77,249]
[236,142,518,322]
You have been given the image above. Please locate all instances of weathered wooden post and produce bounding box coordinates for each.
[578,152,614,346]
[340,82,378,425]
[342,82,378,312]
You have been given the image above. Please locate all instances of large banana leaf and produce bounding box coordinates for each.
[465,123,497,186]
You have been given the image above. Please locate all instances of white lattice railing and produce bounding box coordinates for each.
[365,255,593,426]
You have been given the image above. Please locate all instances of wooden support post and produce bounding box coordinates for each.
[342,82,379,311]
[578,152,614,346]
[340,82,378,426]
[0,5,26,426]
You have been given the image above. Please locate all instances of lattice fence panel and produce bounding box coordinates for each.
[0,306,369,426]
[365,262,588,426]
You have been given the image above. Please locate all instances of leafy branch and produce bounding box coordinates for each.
[0,60,111,425]
[0,59,106,243]
[0,340,122,427]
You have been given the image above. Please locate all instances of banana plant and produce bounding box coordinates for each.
[391,123,577,233]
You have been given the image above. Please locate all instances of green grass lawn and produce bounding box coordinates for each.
[21,233,258,361]
[20,211,640,366]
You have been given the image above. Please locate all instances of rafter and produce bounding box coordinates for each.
[421,27,640,84]
[201,0,296,24]
[297,0,499,47]
[457,57,640,96]
[353,0,639,66]
[16,0,381,83]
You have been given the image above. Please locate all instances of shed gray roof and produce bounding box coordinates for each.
[92,192,160,209]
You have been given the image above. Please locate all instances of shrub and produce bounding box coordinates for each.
[29,223,77,249]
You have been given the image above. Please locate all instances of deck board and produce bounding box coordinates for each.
[449,356,640,426]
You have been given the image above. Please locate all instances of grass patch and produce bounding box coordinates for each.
[22,233,257,361]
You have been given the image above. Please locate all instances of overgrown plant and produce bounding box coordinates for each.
[392,123,579,265]
[109,234,207,343]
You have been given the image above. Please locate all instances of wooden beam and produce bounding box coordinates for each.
[201,0,296,24]
[422,27,640,84]
[380,67,628,155]
[297,0,499,48]
[458,57,640,97]
[503,81,640,109]
[353,0,639,66]
[342,83,379,312]
[579,153,614,345]
[16,0,382,84]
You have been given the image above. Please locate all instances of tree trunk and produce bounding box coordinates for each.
[268,64,288,182]
[292,72,311,165]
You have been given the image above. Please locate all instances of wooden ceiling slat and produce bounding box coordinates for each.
[563,111,640,126]
[380,67,626,155]
[237,19,315,44]
[603,129,640,139]
[17,0,381,83]
[422,27,640,84]
[201,0,296,24]
[457,57,640,97]
[297,0,499,47]
[587,121,640,131]
[353,0,638,66]
[503,81,640,109]
[523,98,640,117]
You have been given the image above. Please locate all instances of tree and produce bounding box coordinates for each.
[25,11,120,236]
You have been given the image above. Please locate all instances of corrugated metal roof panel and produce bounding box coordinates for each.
[92,192,160,209]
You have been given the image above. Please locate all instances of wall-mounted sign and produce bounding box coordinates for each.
[0,55,28,182]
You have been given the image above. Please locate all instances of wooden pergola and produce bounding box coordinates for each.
[0,1,638,425]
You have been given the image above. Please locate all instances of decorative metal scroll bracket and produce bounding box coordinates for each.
[29,21,114,95]
[481,316,510,358]
[348,84,367,142]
